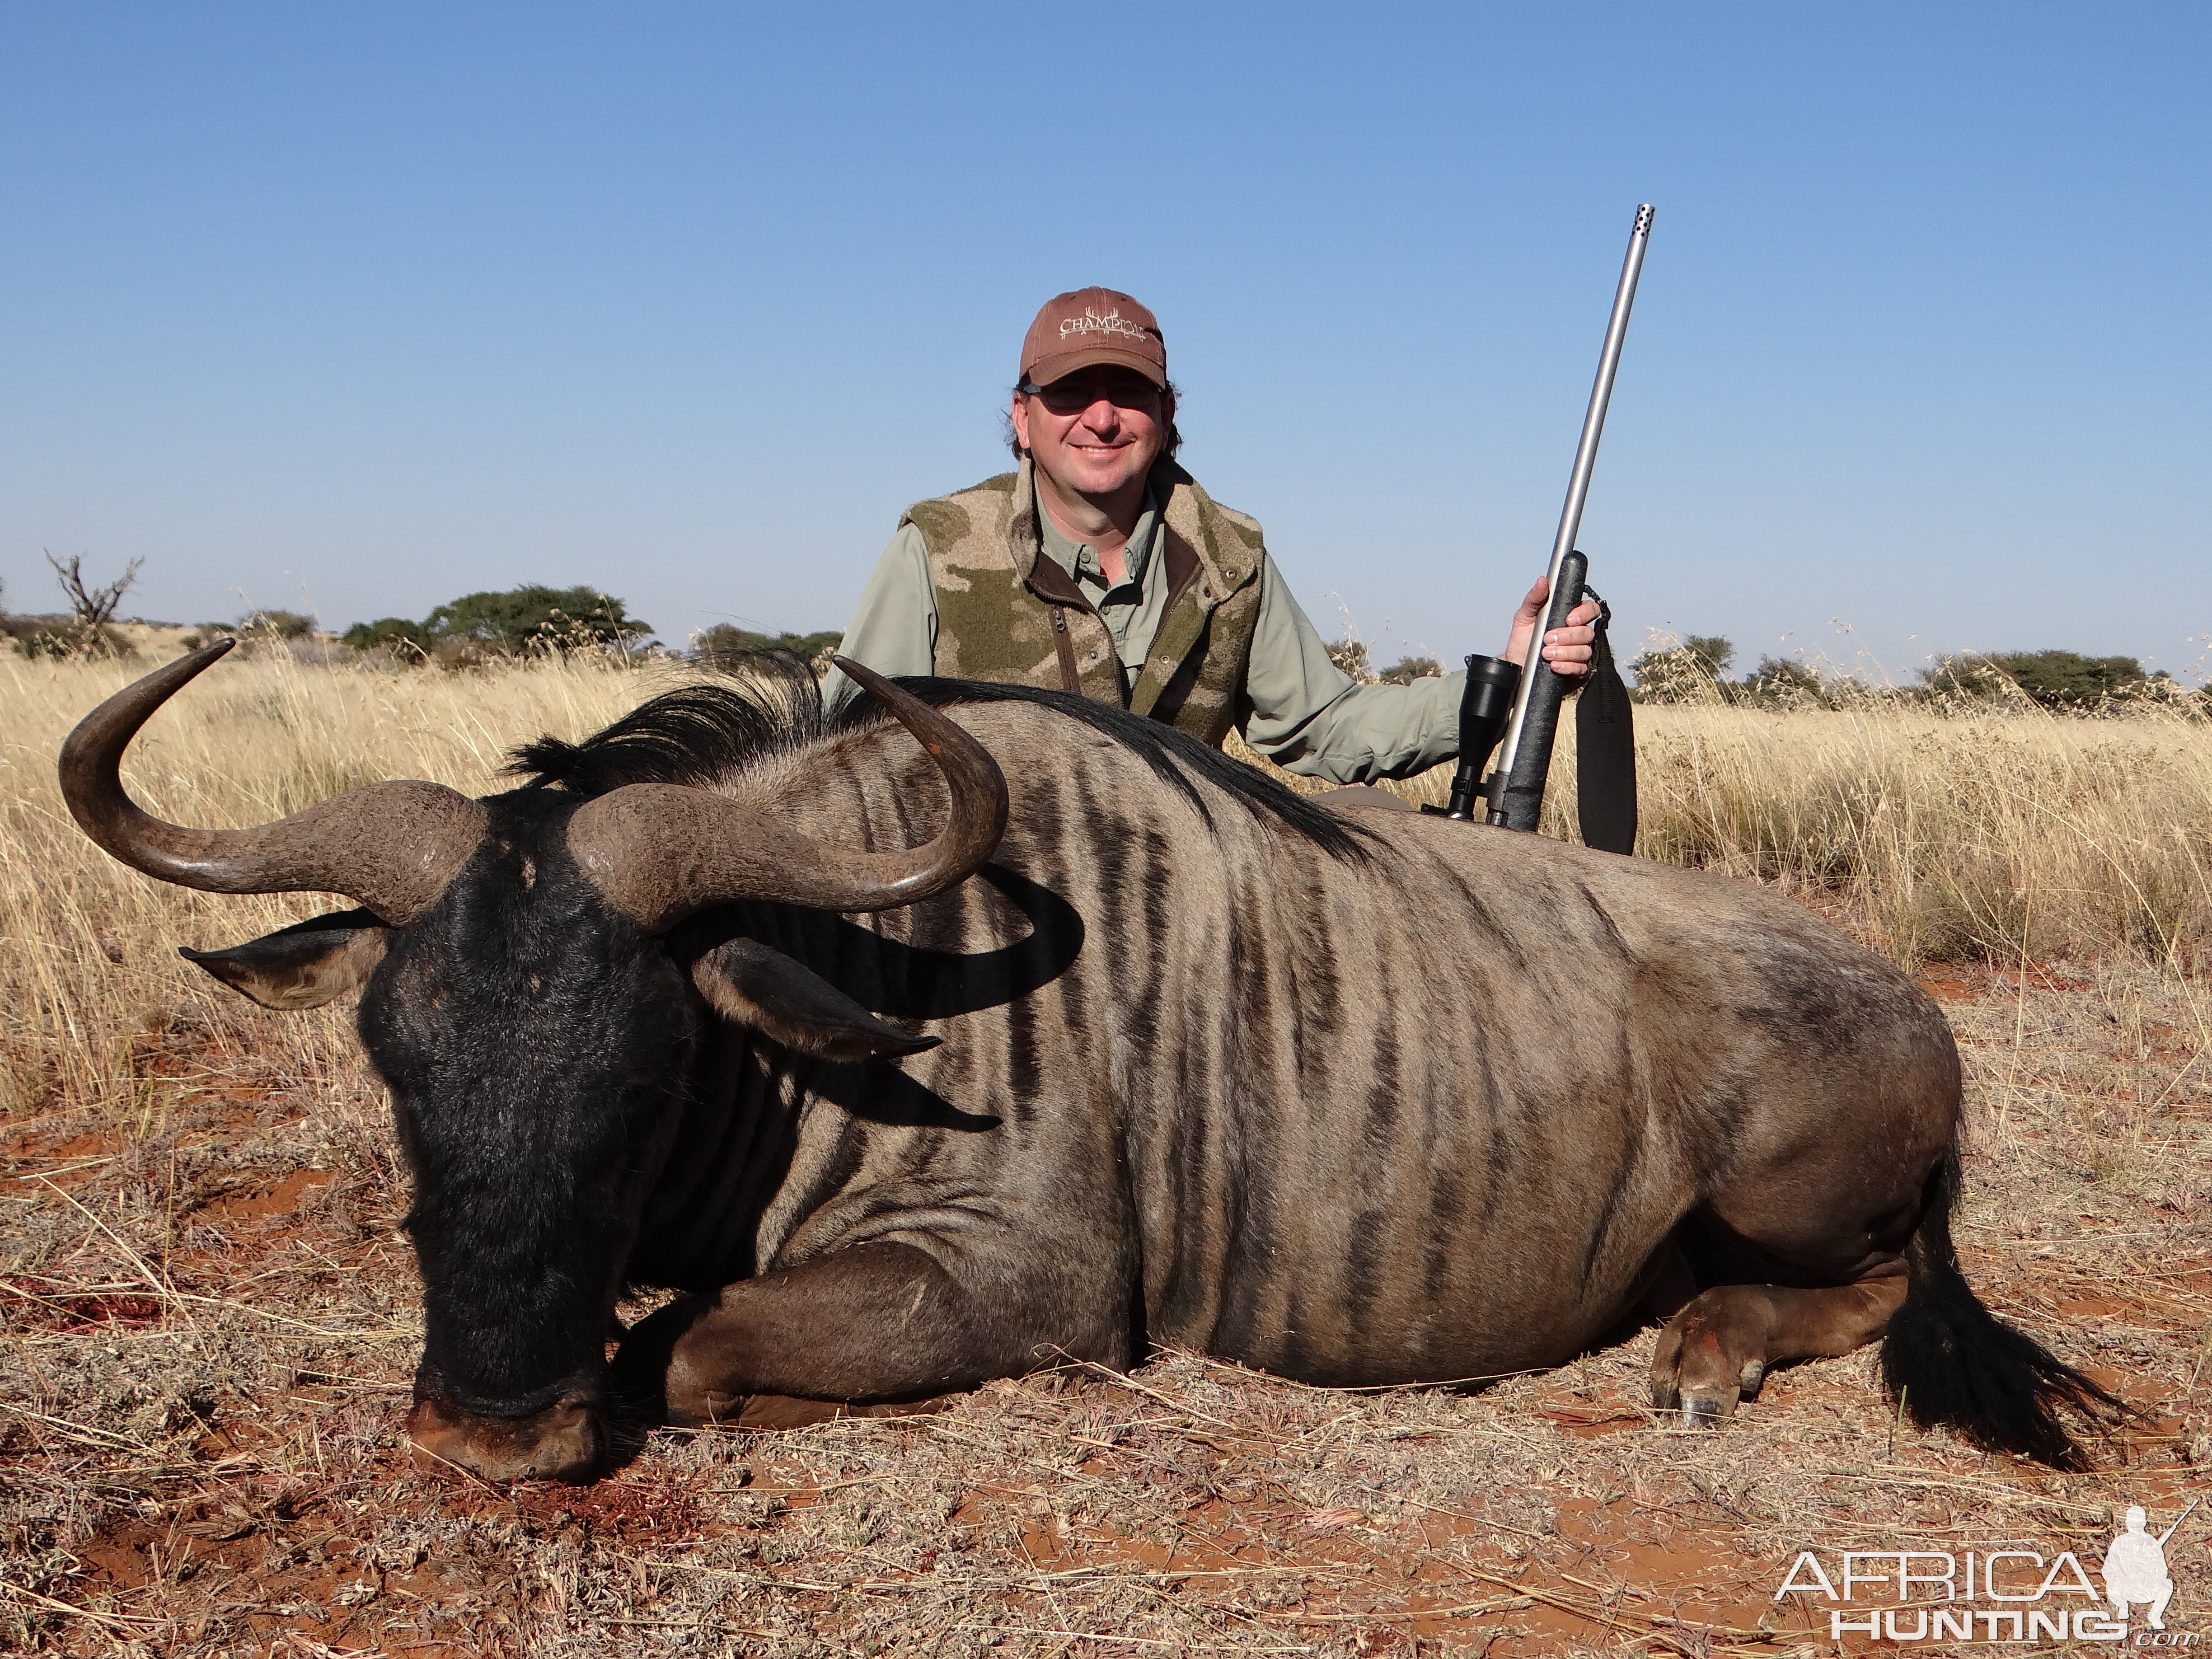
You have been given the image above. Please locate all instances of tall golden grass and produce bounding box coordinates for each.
[1607,697,2212,969]
[0,648,651,1121]
[6,647,2210,1122]
[1252,690,2212,972]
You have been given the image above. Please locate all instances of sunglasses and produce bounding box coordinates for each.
[1020,376,1164,415]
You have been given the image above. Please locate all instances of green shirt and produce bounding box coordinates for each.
[823,482,1463,786]
[1036,485,1172,683]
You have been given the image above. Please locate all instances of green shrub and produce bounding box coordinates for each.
[1920,649,2157,709]
[342,617,434,660]
[424,586,651,654]
[239,608,318,640]
[340,586,653,664]
[1629,635,1735,703]
[1741,655,1830,707]
[1378,654,1443,684]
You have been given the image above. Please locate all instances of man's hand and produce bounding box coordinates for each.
[1503,576,1599,677]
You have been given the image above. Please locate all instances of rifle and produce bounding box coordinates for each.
[2156,1496,2199,1548]
[1426,204,1652,850]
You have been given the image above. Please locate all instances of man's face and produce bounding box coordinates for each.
[1011,367,1173,500]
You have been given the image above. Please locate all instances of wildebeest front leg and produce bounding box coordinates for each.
[1650,1269,1908,1426]
[613,1240,1108,1428]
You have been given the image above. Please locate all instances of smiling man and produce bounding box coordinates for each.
[822,287,1594,784]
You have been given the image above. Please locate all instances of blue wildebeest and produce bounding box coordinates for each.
[61,642,2115,1482]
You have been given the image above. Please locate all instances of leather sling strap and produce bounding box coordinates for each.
[1574,589,1638,855]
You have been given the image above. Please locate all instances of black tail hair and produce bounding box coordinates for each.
[1881,1148,2128,1469]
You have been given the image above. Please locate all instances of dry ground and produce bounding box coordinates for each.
[3,652,2209,1656]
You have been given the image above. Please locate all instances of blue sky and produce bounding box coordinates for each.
[5,4,2206,683]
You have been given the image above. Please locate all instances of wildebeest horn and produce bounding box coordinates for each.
[565,656,1009,933]
[59,640,488,925]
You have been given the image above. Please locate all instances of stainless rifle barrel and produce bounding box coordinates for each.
[1488,202,1654,787]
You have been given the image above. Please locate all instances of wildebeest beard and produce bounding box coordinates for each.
[363,789,700,1421]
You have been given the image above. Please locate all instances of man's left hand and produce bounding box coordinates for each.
[1503,576,1599,678]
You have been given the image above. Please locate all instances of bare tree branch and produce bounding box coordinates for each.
[42,552,144,656]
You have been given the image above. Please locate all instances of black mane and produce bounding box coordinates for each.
[506,652,828,795]
[507,655,1372,861]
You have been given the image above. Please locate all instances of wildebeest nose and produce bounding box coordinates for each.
[405,1395,604,1485]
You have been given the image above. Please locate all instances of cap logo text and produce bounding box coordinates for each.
[1059,307,1152,345]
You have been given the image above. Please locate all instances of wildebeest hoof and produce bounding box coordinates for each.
[1672,1385,1740,1428]
[606,1297,825,1428]
[1648,1376,1739,1425]
[406,1394,604,1483]
[606,1298,961,1429]
[1650,1290,1783,1431]
[607,1295,711,1424]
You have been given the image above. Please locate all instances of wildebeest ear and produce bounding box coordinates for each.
[179,908,389,1011]
[694,939,941,1062]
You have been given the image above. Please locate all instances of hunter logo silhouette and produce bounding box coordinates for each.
[2104,1499,2195,1631]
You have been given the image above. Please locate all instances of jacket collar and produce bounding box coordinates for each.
[1010,455,1254,613]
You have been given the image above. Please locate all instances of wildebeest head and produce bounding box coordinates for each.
[60,642,1008,1482]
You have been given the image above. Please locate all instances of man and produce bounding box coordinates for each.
[824,287,1596,785]
[2101,1506,2175,1630]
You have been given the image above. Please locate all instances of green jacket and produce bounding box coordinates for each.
[900,457,1264,745]
[823,462,1465,784]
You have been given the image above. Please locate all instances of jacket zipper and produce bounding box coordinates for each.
[1048,605,1081,692]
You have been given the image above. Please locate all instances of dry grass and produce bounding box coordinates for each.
[0,650,657,1124]
[1625,700,2212,972]
[3,651,2210,1655]
[1253,694,2212,974]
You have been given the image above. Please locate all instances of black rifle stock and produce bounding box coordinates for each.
[1490,550,1587,830]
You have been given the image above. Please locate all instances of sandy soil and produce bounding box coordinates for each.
[1,960,2206,1657]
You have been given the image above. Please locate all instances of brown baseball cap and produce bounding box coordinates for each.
[1019,287,1167,389]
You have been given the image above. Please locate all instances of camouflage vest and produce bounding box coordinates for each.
[900,457,1264,746]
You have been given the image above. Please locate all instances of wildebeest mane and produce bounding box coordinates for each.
[506,652,1371,861]
[506,652,830,795]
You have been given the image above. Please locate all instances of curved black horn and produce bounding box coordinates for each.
[565,655,1009,933]
[60,639,488,924]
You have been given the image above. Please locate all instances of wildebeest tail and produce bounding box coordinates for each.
[1880,1148,2126,1469]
